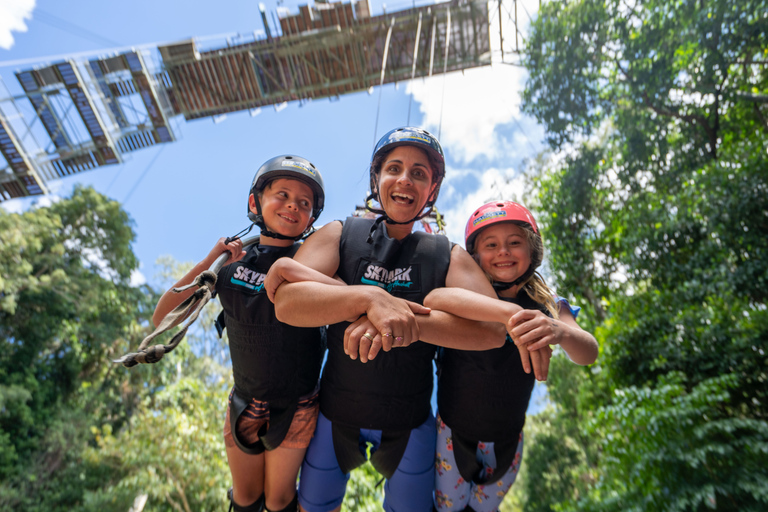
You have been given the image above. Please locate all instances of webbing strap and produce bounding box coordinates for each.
[113,270,217,367]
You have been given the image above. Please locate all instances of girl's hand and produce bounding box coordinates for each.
[507,309,566,352]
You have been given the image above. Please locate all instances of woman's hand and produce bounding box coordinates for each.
[344,316,382,363]
[344,299,432,362]
[363,291,431,350]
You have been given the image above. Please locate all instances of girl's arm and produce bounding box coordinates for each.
[152,238,245,327]
[423,245,551,380]
[508,303,598,365]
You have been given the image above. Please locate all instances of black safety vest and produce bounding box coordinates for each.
[216,243,325,452]
[436,290,547,484]
[321,217,450,476]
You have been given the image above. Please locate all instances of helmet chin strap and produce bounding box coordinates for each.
[258,220,314,241]
[491,267,534,292]
[363,187,436,243]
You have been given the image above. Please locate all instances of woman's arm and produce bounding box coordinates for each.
[423,245,552,379]
[417,245,511,350]
[272,222,429,344]
[152,238,245,327]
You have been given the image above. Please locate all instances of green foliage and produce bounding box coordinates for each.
[90,376,231,512]
[577,373,768,511]
[520,0,768,510]
[0,187,235,510]
[341,461,386,511]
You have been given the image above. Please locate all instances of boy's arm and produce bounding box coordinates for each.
[265,256,345,302]
[152,238,245,327]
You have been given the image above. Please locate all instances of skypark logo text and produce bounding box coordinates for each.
[231,266,267,293]
[361,264,415,293]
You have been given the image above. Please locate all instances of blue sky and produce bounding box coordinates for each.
[1,0,546,286]
[0,0,550,411]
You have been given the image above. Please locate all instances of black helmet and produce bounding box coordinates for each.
[248,155,325,238]
[366,127,445,225]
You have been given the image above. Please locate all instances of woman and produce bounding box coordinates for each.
[266,128,545,512]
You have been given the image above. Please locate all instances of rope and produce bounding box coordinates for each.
[372,17,396,148]
[114,234,259,368]
[114,270,218,367]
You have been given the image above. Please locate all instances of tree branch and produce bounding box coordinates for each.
[165,467,192,512]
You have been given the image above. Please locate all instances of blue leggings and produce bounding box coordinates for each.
[298,411,436,512]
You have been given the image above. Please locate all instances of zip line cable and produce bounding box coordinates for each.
[437,7,452,140]
[33,9,122,48]
[372,17,396,149]
[122,145,166,205]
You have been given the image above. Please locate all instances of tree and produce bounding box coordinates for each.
[0,186,163,509]
[519,0,768,509]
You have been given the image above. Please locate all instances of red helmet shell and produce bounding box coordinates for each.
[465,201,538,254]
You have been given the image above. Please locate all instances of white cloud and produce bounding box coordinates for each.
[130,268,147,287]
[441,165,527,246]
[406,0,542,165]
[408,64,529,164]
[407,0,545,243]
[0,0,35,50]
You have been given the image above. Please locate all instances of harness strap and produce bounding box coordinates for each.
[451,430,519,486]
[229,392,298,455]
[331,423,411,479]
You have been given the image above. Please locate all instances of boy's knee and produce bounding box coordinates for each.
[228,488,265,512]
[265,493,298,512]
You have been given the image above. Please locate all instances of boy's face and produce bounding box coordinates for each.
[250,178,315,239]
[472,223,531,284]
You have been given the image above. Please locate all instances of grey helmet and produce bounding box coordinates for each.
[248,155,325,240]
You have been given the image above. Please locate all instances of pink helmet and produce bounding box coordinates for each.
[465,200,538,253]
[464,200,542,290]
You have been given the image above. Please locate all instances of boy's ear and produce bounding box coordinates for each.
[248,193,258,215]
[304,217,316,233]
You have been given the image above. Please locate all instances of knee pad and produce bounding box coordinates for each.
[227,488,265,512]
[264,493,298,512]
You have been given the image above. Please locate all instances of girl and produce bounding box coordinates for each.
[153,155,336,512]
[424,200,598,512]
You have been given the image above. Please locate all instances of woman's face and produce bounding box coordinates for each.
[472,223,531,284]
[375,145,436,223]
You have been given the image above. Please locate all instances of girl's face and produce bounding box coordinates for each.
[375,145,437,224]
[473,223,531,284]
[250,178,315,240]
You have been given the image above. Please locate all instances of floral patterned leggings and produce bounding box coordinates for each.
[434,414,523,512]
